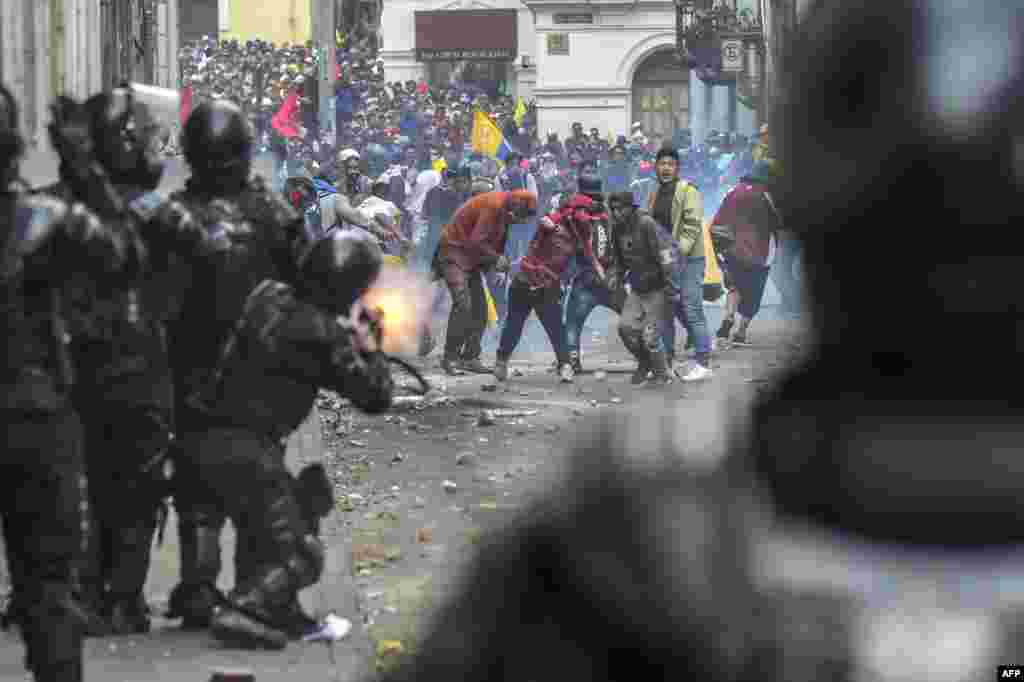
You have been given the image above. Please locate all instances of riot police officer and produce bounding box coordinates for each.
[36,87,194,635]
[0,85,143,682]
[165,99,310,629]
[186,230,394,649]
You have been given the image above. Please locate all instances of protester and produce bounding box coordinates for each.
[647,146,712,381]
[493,191,602,384]
[710,159,782,346]
[606,191,678,387]
[434,190,537,375]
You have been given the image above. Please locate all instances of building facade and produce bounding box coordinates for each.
[379,0,780,143]
[525,0,765,143]
[380,0,537,100]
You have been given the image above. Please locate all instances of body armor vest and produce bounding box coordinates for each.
[170,176,305,425]
[1,197,77,411]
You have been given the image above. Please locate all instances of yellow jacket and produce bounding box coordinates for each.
[647,179,704,257]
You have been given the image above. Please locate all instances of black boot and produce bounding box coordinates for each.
[166,512,225,628]
[210,495,324,650]
[645,351,672,388]
[630,362,650,385]
[105,520,156,634]
[23,583,85,682]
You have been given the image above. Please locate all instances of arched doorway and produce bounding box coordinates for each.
[631,49,689,141]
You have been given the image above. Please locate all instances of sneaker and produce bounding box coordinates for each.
[646,372,672,388]
[494,359,509,382]
[458,358,493,374]
[440,357,465,376]
[676,363,713,382]
[731,332,752,347]
[570,355,583,375]
[559,363,575,383]
[546,359,559,374]
[716,318,734,340]
[630,364,650,385]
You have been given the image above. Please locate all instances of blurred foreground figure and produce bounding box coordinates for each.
[378,1,1024,680]
[1,86,142,682]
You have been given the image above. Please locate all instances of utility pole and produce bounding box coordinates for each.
[312,0,337,135]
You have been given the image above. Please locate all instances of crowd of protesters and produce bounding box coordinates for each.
[173,35,799,382]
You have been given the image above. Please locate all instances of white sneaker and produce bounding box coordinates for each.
[494,360,509,382]
[558,363,575,383]
[677,363,713,382]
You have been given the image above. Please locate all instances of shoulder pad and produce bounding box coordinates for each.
[128,191,164,222]
[11,195,72,254]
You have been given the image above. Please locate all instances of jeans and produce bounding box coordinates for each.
[442,263,488,361]
[497,279,568,365]
[663,256,712,365]
[725,254,772,319]
[770,234,802,312]
[563,270,625,357]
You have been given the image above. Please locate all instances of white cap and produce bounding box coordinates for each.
[631,121,643,130]
[339,148,361,161]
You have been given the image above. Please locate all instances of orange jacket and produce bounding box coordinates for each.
[441,190,537,271]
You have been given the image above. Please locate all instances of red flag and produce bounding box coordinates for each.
[271,89,301,139]
[179,84,192,125]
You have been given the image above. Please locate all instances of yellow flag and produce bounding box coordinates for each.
[513,97,527,127]
[470,110,510,160]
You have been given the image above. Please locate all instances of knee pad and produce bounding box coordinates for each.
[295,463,333,523]
[642,323,661,351]
[22,583,84,669]
[285,535,325,590]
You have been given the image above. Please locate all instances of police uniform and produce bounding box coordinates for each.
[166,100,310,629]
[2,84,145,680]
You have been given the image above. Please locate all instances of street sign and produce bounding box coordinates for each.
[554,13,593,24]
[721,38,743,72]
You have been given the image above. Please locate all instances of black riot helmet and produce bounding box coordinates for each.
[297,229,383,317]
[0,84,25,188]
[83,87,166,190]
[182,100,253,186]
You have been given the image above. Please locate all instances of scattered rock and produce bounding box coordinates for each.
[390,485,400,492]
[442,480,457,494]
[544,424,560,434]
[481,383,497,392]
[348,493,365,504]
[477,410,496,426]
[455,451,476,466]
[590,400,599,407]
[504,471,515,479]
[572,408,585,416]
[391,452,406,463]
[416,527,434,544]
[594,370,607,381]
[349,440,368,448]
[366,590,384,600]
[478,437,489,444]
[610,397,623,404]
[512,368,524,377]
[412,496,426,508]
